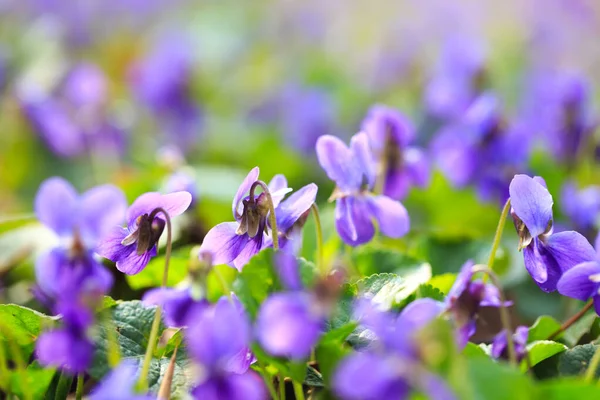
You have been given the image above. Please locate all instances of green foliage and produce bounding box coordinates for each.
[4,362,55,400]
[523,341,568,372]
[125,246,194,290]
[459,357,536,400]
[528,315,562,342]
[538,378,600,399]
[558,344,600,378]
[206,264,238,302]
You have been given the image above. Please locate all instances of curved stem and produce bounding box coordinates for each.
[250,181,280,250]
[585,345,600,382]
[138,208,173,391]
[472,265,517,366]
[75,373,84,400]
[256,359,278,399]
[548,300,594,340]
[293,381,305,400]
[487,199,511,273]
[310,204,324,274]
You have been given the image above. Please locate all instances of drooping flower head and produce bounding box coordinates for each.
[89,360,153,400]
[34,177,126,373]
[509,174,596,292]
[333,299,454,400]
[491,326,529,363]
[444,260,510,347]
[360,105,430,200]
[199,167,297,270]
[97,191,192,275]
[316,132,410,246]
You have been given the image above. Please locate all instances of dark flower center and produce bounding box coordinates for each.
[134,213,166,255]
[236,193,269,238]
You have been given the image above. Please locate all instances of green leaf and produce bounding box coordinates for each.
[463,342,489,358]
[538,378,600,399]
[427,273,456,295]
[304,365,324,388]
[125,246,193,290]
[459,357,536,400]
[0,223,55,274]
[522,341,567,372]
[528,315,562,343]
[6,363,55,400]
[563,312,597,346]
[206,264,238,302]
[320,322,358,344]
[558,344,600,378]
[316,341,351,385]
[351,247,427,276]
[232,249,280,318]
[251,344,306,383]
[298,257,318,288]
[415,284,445,302]
[0,304,57,345]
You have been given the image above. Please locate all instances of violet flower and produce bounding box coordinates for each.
[360,104,430,200]
[143,287,208,328]
[333,299,454,400]
[509,174,596,292]
[443,260,510,347]
[33,177,126,373]
[316,132,410,246]
[89,360,153,400]
[97,191,192,275]
[199,167,292,271]
[256,253,324,360]
[185,297,264,399]
[272,183,318,254]
[561,181,600,232]
[491,326,529,363]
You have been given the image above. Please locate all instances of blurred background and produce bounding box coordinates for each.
[1,0,600,328]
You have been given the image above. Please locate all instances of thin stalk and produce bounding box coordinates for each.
[214,267,233,300]
[54,373,73,400]
[487,199,511,273]
[250,181,280,250]
[157,347,178,400]
[75,374,84,400]
[256,359,278,400]
[585,345,600,382]
[103,310,121,367]
[310,204,324,274]
[279,375,286,400]
[293,381,305,400]
[548,300,594,340]
[138,208,173,391]
[472,265,517,366]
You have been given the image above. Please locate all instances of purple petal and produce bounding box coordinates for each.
[335,196,375,246]
[116,246,156,275]
[594,295,600,316]
[557,261,600,301]
[256,292,322,360]
[382,169,411,200]
[143,287,204,327]
[35,177,78,236]
[96,226,130,261]
[523,240,551,287]
[432,128,478,187]
[35,249,66,298]
[268,174,289,208]
[276,183,318,233]
[316,135,361,192]
[367,195,410,238]
[126,191,192,228]
[90,360,153,400]
[233,167,260,220]
[545,231,597,273]
[361,104,414,151]
[199,222,249,267]
[350,132,377,189]
[79,184,127,246]
[399,298,443,330]
[509,174,553,237]
[447,260,475,303]
[404,147,430,189]
[192,372,265,400]
[595,232,600,257]
[232,234,266,271]
[275,251,303,291]
[36,330,93,373]
[418,372,457,400]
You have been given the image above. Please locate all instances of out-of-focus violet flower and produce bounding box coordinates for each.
[191,373,266,400]
[89,360,153,400]
[333,299,454,400]
[143,287,208,328]
[432,93,530,203]
[316,132,410,246]
[491,326,529,363]
[509,174,596,292]
[272,183,318,254]
[561,181,600,231]
[361,104,430,200]
[97,191,192,275]
[444,260,510,347]
[164,169,198,206]
[199,167,296,270]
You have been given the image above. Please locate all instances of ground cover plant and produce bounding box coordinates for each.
[2,1,600,399]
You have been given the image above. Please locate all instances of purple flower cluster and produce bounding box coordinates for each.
[491,326,529,363]
[34,177,126,373]
[316,132,410,246]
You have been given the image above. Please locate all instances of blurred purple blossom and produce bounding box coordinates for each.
[143,287,208,327]
[509,174,596,292]
[97,191,192,275]
[361,104,430,200]
[89,360,153,400]
[561,181,600,232]
[316,132,410,246]
[491,326,529,363]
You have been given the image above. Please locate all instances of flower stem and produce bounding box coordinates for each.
[487,198,511,273]
[310,204,324,274]
[585,345,600,382]
[256,359,278,399]
[279,375,286,400]
[472,265,517,366]
[251,181,280,250]
[138,207,173,391]
[157,347,178,400]
[75,373,84,400]
[54,372,73,400]
[548,300,594,340]
[293,381,305,400]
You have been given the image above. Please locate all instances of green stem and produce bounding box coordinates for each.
[256,359,278,400]
[487,198,511,273]
[310,204,324,274]
[293,381,305,400]
[585,345,600,382]
[75,374,84,400]
[54,372,73,400]
[472,265,517,366]
[138,208,173,391]
[279,375,286,400]
[250,181,280,250]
